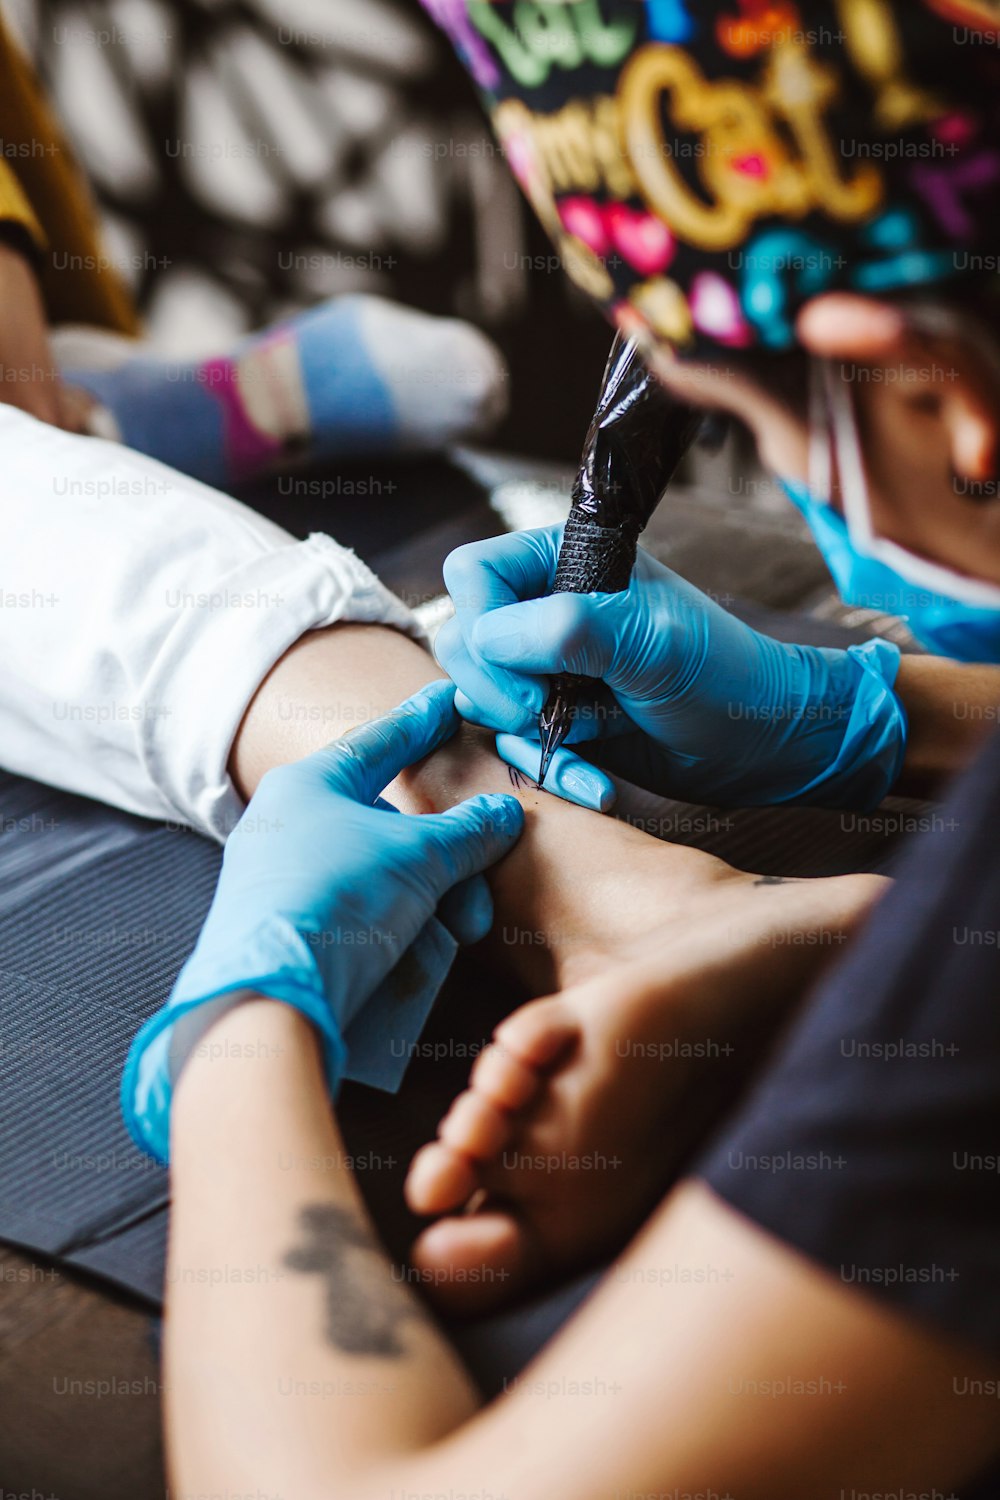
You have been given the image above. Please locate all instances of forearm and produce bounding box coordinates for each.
[894,655,1000,795]
[167,999,479,1500]
[168,1000,1000,1500]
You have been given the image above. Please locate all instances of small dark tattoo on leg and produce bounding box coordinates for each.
[753,876,804,887]
[283,1203,428,1358]
[508,765,538,793]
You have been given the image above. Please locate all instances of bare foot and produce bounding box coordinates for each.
[405,869,889,1314]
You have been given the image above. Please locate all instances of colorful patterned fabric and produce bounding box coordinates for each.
[21,0,525,349]
[17,0,615,460]
[423,1,1000,359]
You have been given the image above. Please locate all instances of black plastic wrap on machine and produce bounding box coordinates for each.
[552,331,702,597]
[535,332,702,787]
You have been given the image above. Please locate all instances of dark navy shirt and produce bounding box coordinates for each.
[700,729,1000,1361]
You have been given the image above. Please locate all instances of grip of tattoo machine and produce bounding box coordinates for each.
[536,332,704,786]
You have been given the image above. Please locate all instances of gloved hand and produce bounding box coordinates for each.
[122,680,524,1163]
[438,526,907,813]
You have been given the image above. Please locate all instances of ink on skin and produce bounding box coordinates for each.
[283,1203,428,1357]
[508,765,539,794]
[753,875,804,886]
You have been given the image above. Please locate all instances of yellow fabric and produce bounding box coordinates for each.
[0,155,45,248]
[0,14,139,335]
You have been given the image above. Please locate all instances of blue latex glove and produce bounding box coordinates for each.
[121,681,524,1163]
[438,527,907,812]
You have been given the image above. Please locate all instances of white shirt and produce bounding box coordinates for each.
[0,403,421,841]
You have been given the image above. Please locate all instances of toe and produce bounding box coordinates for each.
[470,1041,541,1112]
[440,1090,512,1160]
[405,1141,479,1216]
[410,1210,537,1315]
[494,995,579,1073]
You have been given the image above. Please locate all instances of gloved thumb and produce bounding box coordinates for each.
[437,873,496,946]
[373,803,497,947]
[418,792,525,897]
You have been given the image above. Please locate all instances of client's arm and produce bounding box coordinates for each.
[166,995,1000,1500]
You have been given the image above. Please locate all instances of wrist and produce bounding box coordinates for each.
[173,917,349,1086]
[894,655,1000,793]
[171,996,325,1161]
[772,638,907,810]
[122,921,347,1165]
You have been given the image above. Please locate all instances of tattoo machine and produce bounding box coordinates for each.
[536,331,707,787]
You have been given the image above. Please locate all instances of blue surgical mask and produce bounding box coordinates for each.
[782,477,1000,664]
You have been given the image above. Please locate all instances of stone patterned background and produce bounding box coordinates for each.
[4,0,616,458]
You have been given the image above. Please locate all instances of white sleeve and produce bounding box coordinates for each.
[0,404,424,841]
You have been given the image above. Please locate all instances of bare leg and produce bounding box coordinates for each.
[230,623,750,994]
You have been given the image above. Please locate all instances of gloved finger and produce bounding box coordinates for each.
[310,680,460,802]
[565,684,634,744]
[436,873,495,946]
[480,684,628,747]
[472,592,621,680]
[495,734,617,813]
[577,729,680,797]
[437,621,544,735]
[415,792,525,895]
[443,527,561,624]
[374,801,503,939]
[372,802,506,939]
[443,529,563,725]
[377,801,496,941]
